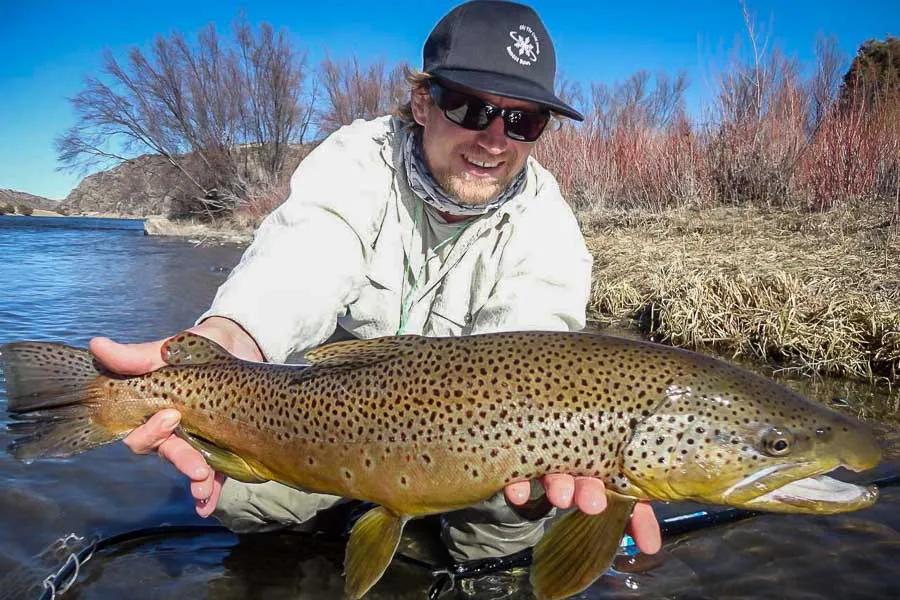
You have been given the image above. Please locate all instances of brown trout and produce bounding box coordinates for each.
[0,331,881,599]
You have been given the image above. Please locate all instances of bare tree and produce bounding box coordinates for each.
[587,70,688,137]
[317,56,408,135]
[57,18,311,218]
[811,35,845,126]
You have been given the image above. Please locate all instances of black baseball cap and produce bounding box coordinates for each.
[423,1,583,121]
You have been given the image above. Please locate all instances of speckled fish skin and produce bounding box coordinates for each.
[6,330,878,517]
[2,331,884,600]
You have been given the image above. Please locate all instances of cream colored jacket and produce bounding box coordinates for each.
[202,116,591,360]
[201,115,592,560]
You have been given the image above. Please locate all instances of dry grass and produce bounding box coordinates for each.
[584,204,900,384]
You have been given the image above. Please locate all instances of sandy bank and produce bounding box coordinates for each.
[1,209,65,217]
[143,216,252,245]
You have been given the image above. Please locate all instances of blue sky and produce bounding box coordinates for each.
[1,1,897,200]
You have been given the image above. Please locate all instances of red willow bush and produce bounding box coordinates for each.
[535,36,899,216]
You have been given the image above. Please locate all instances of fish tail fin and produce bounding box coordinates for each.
[1,342,123,460]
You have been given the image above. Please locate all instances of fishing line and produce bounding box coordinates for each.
[33,474,900,600]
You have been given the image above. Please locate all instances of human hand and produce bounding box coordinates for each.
[118,406,226,517]
[89,317,263,517]
[503,475,662,554]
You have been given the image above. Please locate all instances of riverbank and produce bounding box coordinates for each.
[582,203,899,386]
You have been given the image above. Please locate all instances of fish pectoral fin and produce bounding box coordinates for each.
[161,332,237,366]
[174,427,269,484]
[344,506,408,599]
[530,491,636,600]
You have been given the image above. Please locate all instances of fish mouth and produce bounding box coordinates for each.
[738,469,878,514]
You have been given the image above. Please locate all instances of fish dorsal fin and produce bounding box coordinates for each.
[530,492,637,600]
[304,336,417,368]
[161,332,235,366]
[344,506,408,599]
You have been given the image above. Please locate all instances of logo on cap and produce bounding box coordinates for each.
[506,24,540,66]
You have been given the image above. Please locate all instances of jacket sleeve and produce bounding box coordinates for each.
[197,119,390,362]
[213,480,345,533]
[471,177,592,335]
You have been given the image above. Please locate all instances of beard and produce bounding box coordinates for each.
[431,154,520,206]
[435,173,504,206]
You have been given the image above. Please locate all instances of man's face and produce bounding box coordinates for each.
[411,85,539,206]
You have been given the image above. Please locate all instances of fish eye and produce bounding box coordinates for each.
[761,427,794,457]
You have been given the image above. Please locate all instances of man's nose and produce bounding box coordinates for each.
[476,115,508,153]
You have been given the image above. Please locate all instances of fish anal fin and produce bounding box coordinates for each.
[344,506,407,599]
[161,332,235,366]
[530,492,637,600]
[304,336,417,368]
[174,427,269,484]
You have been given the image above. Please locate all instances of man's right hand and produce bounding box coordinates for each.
[89,317,263,517]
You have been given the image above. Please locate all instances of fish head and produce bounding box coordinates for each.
[621,357,881,514]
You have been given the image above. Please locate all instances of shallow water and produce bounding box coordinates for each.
[0,215,897,599]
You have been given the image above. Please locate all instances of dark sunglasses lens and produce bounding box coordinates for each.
[433,84,467,111]
[434,86,491,130]
[432,82,549,141]
[447,101,488,130]
[504,111,549,142]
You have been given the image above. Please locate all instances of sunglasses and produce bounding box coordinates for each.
[429,81,551,142]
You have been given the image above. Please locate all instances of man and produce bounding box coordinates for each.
[93,0,661,563]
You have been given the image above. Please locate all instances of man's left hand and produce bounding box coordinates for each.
[504,475,662,554]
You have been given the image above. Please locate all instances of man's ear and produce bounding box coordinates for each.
[411,86,431,127]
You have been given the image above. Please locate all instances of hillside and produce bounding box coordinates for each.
[0,189,60,212]
[59,145,310,219]
[59,155,186,217]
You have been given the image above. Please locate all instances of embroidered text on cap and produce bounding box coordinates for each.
[507,24,540,66]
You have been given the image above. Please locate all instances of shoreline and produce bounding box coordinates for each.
[2,210,144,219]
[2,209,67,217]
[4,212,253,244]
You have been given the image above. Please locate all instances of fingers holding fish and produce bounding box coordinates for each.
[89,336,167,375]
[121,408,220,515]
[122,409,181,454]
[157,436,211,481]
[542,473,577,509]
[88,318,259,380]
[503,480,532,505]
[155,435,220,514]
[627,502,662,554]
[572,476,608,514]
[194,472,226,517]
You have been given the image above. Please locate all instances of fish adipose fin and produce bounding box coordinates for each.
[344,506,408,599]
[161,332,237,366]
[1,342,119,460]
[530,492,637,600]
[304,336,416,368]
[175,426,269,484]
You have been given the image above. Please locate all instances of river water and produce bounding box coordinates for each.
[0,215,897,599]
